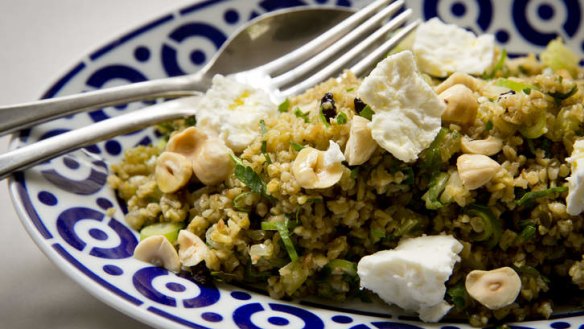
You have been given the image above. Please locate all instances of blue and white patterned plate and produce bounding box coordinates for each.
[9,1,584,328]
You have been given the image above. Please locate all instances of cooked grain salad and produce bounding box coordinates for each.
[108,18,584,326]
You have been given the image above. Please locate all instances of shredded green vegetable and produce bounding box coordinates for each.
[336,112,348,124]
[519,222,537,241]
[518,112,548,139]
[259,120,272,164]
[278,98,291,113]
[233,192,254,212]
[370,227,386,243]
[483,49,507,79]
[495,78,536,94]
[294,108,310,123]
[358,105,375,120]
[422,172,450,210]
[184,115,197,126]
[516,186,568,207]
[290,142,304,152]
[466,204,502,249]
[540,37,580,77]
[319,107,331,127]
[325,259,357,276]
[447,283,468,309]
[261,220,298,261]
[418,128,461,173]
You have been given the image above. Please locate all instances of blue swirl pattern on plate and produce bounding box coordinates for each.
[9,0,584,328]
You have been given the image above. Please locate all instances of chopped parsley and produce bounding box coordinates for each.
[278,98,291,113]
[516,186,567,207]
[290,142,305,151]
[261,219,298,261]
[259,120,272,164]
[294,107,310,123]
[319,108,331,127]
[230,154,270,199]
[519,223,537,241]
[358,105,375,121]
[336,112,348,124]
[184,115,197,126]
[482,48,507,79]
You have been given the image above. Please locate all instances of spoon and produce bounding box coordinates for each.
[0,6,354,136]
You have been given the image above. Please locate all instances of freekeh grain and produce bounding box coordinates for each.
[109,51,584,325]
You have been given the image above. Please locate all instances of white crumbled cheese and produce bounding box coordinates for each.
[357,51,445,163]
[323,140,345,167]
[194,74,277,152]
[413,18,494,77]
[566,139,584,215]
[357,235,463,322]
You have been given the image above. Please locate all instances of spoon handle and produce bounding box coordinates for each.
[0,72,208,136]
[0,96,201,181]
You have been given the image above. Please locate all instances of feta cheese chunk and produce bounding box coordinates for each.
[323,140,345,167]
[413,18,495,77]
[195,75,277,152]
[566,139,584,215]
[357,235,463,322]
[357,51,445,163]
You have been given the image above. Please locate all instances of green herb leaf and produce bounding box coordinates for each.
[358,105,375,121]
[495,78,537,93]
[278,99,290,113]
[233,192,254,212]
[294,107,310,123]
[319,107,331,128]
[184,115,197,126]
[466,204,502,249]
[290,142,305,151]
[259,120,272,164]
[370,227,386,243]
[402,167,415,185]
[336,112,348,124]
[418,128,461,173]
[421,172,449,209]
[447,283,468,309]
[230,154,268,197]
[259,119,268,135]
[519,223,537,241]
[485,120,494,131]
[540,37,580,77]
[261,141,272,164]
[483,49,507,79]
[261,220,298,261]
[325,259,357,276]
[516,186,567,207]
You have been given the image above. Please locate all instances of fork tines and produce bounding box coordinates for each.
[259,0,418,97]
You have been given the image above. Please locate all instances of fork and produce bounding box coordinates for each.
[0,0,419,180]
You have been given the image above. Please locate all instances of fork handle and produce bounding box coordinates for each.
[0,96,201,181]
[0,72,209,136]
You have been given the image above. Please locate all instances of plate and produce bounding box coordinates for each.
[9,1,584,328]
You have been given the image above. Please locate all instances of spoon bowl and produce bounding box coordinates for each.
[206,7,353,75]
[0,7,354,136]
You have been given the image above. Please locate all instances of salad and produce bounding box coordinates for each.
[108,18,584,326]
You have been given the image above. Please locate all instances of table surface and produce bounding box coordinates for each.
[0,1,193,328]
